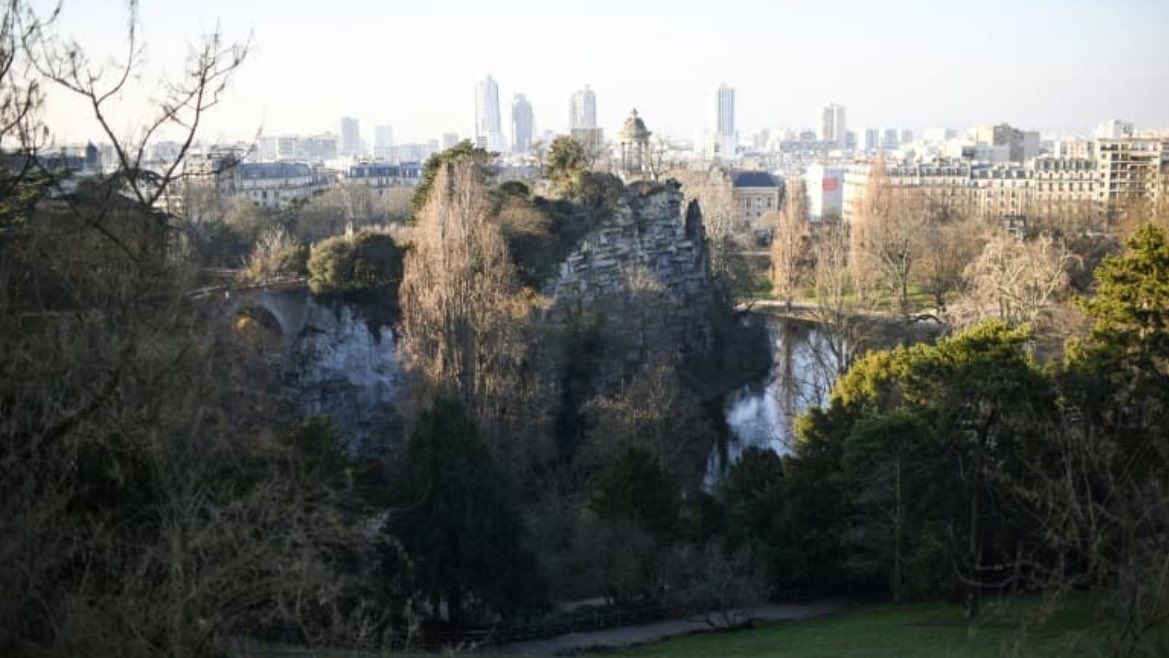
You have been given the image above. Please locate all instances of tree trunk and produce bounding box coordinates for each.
[966,445,983,622]
[893,455,903,603]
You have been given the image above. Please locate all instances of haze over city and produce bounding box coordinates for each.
[39,0,1169,144]
[8,0,1169,656]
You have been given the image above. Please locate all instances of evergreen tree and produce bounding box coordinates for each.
[385,397,541,626]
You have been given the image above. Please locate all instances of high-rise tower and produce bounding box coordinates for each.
[717,84,735,138]
[340,116,361,156]
[511,94,533,154]
[821,103,846,148]
[475,75,504,152]
[570,85,597,130]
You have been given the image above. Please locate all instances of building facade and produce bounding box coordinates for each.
[841,136,1169,225]
[732,170,782,225]
[373,123,394,159]
[1095,136,1166,209]
[804,164,845,223]
[225,162,326,210]
[345,162,421,196]
[973,123,1039,163]
[275,134,339,161]
[340,117,361,156]
[511,94,534,155]
[475,75,504,153]
[717,84,735,138]
[821,103,846,148]
[570,85,597,130]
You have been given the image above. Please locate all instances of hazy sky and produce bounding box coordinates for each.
[37,0,1169,145]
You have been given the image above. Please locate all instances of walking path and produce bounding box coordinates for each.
[507,600,848,655]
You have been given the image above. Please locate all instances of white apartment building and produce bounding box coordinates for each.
[226,162,326,210]
[804,164,845,223]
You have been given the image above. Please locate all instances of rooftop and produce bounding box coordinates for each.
[732,171,779,188]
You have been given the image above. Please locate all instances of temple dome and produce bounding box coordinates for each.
[620,109,651,141]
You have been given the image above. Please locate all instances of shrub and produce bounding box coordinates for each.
[307,230,403,295]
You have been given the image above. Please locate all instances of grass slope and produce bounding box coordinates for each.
[613,600,1104,658]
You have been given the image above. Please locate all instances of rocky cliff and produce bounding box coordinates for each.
[544,180,719,388]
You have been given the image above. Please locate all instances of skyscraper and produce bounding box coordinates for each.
[340,116,361,156]
[821,103,846,148]
[475,75,504,153]
[569,85,596,130]
[373,123,393,159]
[511,94,533,155]
[374,123,393,149]
[717,84,735,138]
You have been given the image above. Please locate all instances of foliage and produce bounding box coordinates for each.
[293,183,411,242]
[410,140,492,220]
[385,397,542,626]
[790,322,1058,611]
[306,230,403,296]
[546,135,590,198]
[243,226,308,282]
[590,446,681,537]
[399,160,546,471]
[582,356,715,488]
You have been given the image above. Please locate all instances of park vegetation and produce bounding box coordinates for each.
[2,2,1168,657]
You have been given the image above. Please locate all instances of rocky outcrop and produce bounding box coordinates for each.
[283,300,401,456]
[544,180,718,387]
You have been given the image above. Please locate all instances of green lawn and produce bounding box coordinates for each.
[613,599,1106,658]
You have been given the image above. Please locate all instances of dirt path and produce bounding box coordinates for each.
[507,600,848,655]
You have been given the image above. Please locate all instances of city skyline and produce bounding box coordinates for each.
[32,0,1169,145]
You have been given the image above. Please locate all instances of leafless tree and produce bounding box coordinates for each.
[645,135,671,182]
[0,0,49,220]
[915,203,987,312]
[23,0,249,213]
[809,222,867,375]
[1013,418,1169,658]
[580,354,713,487]
[670,167,737,240]
[952,232,1075,331]
[398,159,549,469]
[1,5,399,656]
[670,167,757,300]
[770,178,810,311]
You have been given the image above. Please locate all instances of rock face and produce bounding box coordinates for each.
[282,299,402,457]
[545,180,718,387]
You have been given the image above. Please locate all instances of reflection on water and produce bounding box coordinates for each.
[706,317,842,486]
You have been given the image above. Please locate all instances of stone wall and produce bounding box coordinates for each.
[545,180,718,387]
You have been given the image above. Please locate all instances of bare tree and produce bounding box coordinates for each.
[1,6,403,656]
[915,203,987,312]
[952,232,1075,331]
[580,354,713,487]
[398,159,547,467]
[809,222,867,375]
[23,0,248,212]
[770,178,810,311]
[645,135,671,182]
[670,167,757,300]
[849,156,929,317]
[0,0,49,225]
[670,167,737,239]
